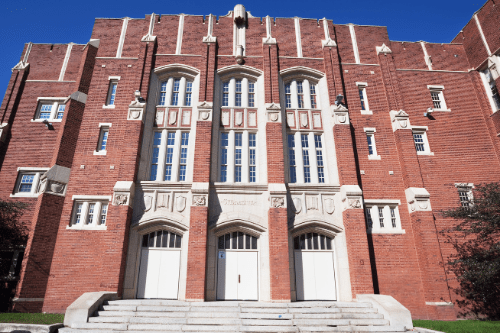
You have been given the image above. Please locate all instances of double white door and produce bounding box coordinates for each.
[217,251,258,300]
[295,251,336,300]
[137,248,181,299]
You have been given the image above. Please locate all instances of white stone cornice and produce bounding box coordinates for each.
[340,185,363,210]
[405,187,431,213]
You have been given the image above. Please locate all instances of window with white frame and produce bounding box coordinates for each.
[94,123,111,155]
[105,80,118,106]
[149,130,190,182]
[221,78,256,108]
[159,77,194,107]
[11,168,48,197]
[480,68,500,112]
[219,131,257,183]
[412,126,432,155]
[34,99,66,121]
[364,128,380,160]
[356,82,371,114]
[70,198,109,229]
[427,85,449,111]
[284,79,319,109]
[455,183,473,208]
[364,200,404,234]
[287,132,326,184]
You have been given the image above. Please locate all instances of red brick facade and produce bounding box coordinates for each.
[2,1,500,320]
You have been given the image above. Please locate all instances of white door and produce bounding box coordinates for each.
[294,233,336,301]
[217,232,259,300]
[137,230,182,299]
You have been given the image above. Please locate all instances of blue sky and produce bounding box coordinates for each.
[0,0,484,96]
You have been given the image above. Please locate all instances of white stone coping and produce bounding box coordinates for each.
[72,195,112,200]
[364,199,401,205]
[356,294,413,330]
[64,292,118,327]
[114,181,134,192]
[0,323,63,333]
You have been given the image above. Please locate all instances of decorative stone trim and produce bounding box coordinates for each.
[321,18,337,48]
[142,14,157,42]
[266,103,281,122]
[341,185,363,210]
[405,187,431,213]
[191,182,209,207]
[12,42,32,71]
[269,183,287,208]
[263,16,277,45]
[376,43,392,55]
[128,90,146,122]
[113,181,135,207]
[331,103,349,125]
[197,101,213,121]
[39,165,71,197]
[0,123,9,142]
[202,14,217,44]
[65,91,88,104]
[389,110,411,132]
[192,195,207,207]
[270,196,286,208]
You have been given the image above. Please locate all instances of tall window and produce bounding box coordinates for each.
[413,133,425,152]
[364,128,379,159]
[378,207,385,228]
[285,83,292,108]
[179,133,189,181]
[248,82,255,107]
[301,134,311,183]
[221,78,256,108]
[234,133,242,182]
[314,135,324,183]
[427,86,448,110]
[310,85,317,108]
[235,80,242,107]
[165,133,175,181]
[359,88,366,110]
[97,127,109,152]
[288,135,297,183]
[223,82,229,107]
[220,133,228,182]
[356,82,370,113]
[159,77,194,107]
[171,79,180,106]
[150,131,190,182]
[185,81,192,106]
[106,81,118,106]
[249,133,256,182]
[219,132,257,183]
[297,81,304,108]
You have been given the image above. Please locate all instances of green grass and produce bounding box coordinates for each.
[413,320,500,333]
[0,313,64,325]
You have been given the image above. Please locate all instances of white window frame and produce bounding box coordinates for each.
[479,67,500,113]
[10,167,49,197]
[363,127,380,160]
[427,85,450,112]
[356,82,372,115]
[103,76,120,109]
[158,77,194,107]
[148,130,191,182]
[218,130,258,183]
[364,199,404,234]
[283,79,319,110]
[221,77,257,108]
[32,98,67,123]
[69,195,111,230]
[455,183,474,208]
[94,123,112,155]
[412,126,433,156]
[287,132,327,184]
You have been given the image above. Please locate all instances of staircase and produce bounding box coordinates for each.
[60,299,408,333]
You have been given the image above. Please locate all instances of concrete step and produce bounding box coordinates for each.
[293,318,390,326]
[71,322,128,330]
[240,326,297,332]
[293,313,384,319]
[240,313,293,319]
[241,307,290,313]
[136,305,190,312]
[102,305,136,311]
[299,326,405,332]
[108,299,188,306]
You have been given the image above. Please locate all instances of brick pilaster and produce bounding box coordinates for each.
[268,207,290,301]
[185,206,208,301]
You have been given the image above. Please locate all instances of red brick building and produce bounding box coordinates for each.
[1,1,500,320]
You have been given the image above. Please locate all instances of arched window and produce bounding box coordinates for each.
[142,230,182,249]
[159,77,193,107]
[293,232,332,251]
[218,232,258,250]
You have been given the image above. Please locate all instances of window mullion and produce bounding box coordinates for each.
[303,80,312,109]
[227,130,235,183]
[178,77,187,107]
[157,130,168,181]
[242,78,249,108]
[229,78,236,107]
[171,130,181,181]
[31,172,41,195]
[295,132,305,183]
[81,202,90,227]
[94,202,102,226]
[165,78,174,106]
[291,81,298,109]
[50,102,58,120]
[241,131,249,183]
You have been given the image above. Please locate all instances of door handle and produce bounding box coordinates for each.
[239,275,241,283]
